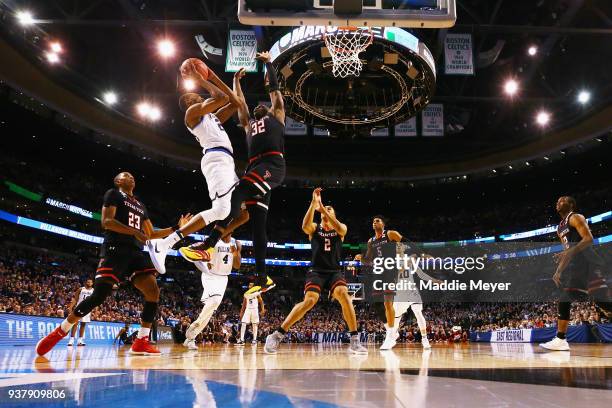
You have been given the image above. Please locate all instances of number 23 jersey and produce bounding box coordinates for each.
[102,188,149,250]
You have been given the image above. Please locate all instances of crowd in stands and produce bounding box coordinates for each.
[1,242,608,345]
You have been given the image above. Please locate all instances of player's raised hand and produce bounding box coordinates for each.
[255,51,271,63]
[178,213,193,228]
[234,67,246,80]
[312,187,323,206]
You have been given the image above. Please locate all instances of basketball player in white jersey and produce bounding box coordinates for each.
[236,282,266,346]
[183,234,241,350]
[67,279,94,346]
[147,63,248,275]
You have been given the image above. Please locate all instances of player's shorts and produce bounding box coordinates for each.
[80,313,91,323]
[96,245,156,283]
[304,268,347,295]
[242,309,259,324]
[560,259,608,302]
[201,150,239,202]
[200,270,228,302]
[241,156,286,211]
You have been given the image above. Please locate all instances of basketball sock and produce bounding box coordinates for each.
[60,319,74,333]
[556,332,566,340]
[240,324,247,341]
[276,327,286,335]
[252,324,258,341]
[137,327,150,339]
[164,231,184,246]
[349,331,358,336]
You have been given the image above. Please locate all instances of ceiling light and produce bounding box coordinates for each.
[103,92,118,105]
[157,39,175,58]
[536,111,551,126]
[504,79,519,96]
[17,11,35,26]
[577,90,591,105]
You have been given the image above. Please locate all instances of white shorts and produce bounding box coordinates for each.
[200,271,228,302]
[201,151,239,202]
[241,309,259,324]
[81,313,91,323]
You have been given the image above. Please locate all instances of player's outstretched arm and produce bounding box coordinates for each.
[256,51,285,125]
[207,69,242,106]
[143,213,193,240]
[233,68,250,131]
[387,230,403,242]
[232,241,242,269]
[302,188,320,236]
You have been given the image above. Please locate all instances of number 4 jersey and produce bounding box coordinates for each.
[102,188,149,250]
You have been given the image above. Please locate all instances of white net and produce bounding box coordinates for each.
[324,27,373,78]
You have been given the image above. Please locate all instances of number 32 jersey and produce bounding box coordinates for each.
[102,188,149,249]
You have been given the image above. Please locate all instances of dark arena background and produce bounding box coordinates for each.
[1,1,611,407]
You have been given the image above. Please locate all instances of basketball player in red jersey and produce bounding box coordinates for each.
[264,188,367,354]
[36,172,191,356]
[540,196,610,351]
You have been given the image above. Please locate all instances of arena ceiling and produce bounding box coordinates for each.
[1,0,611,180]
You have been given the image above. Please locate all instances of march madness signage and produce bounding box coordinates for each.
[421,104,444,136]
[444,33,474,75]
[490,329,532,343]
[226,29,258,73]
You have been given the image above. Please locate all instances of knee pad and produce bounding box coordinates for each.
[141,301,158,323]
[73,282,113,317]
[558,301,571,320]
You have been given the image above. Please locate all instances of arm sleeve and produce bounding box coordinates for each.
[244,291,262,300]
[103,189,121,207]
[265,62,279,92]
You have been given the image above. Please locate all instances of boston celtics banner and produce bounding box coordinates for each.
[285,116,307,135]
[421,104,444,136]
[395,116,417,137]
[225,29,258,73]
[444,33,474,75]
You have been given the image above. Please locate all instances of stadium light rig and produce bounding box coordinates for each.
[50,42,63,53]
[577,90,591,105]
[157,39,175,58]
[45,51,60,64]
[17,10,35,26]
[536,111,551,126]
[103,92,118,105]
[504,79,519,96]
[183,79,196,91]
[527,45,538,56]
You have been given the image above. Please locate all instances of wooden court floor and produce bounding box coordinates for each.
[0,343,610,407]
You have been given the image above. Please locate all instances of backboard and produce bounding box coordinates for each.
[238,0,456,28]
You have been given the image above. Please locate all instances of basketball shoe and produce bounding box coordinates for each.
[179,244,215,263]
[146,239,170,274]
[422,337,431,349]
[380,327,399,351]
[36,327,68,356]
[539,337,570,351]
[264,331,284,354]
[183,338,198,350]
[348,334,368,355]
[130,337,161,355]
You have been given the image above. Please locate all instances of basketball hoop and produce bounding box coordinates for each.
[323,26,374,78]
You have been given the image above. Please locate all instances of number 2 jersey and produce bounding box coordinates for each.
[310,224,343,272]
[102,188,149,251]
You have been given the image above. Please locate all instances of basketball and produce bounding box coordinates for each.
[180,58,209,80]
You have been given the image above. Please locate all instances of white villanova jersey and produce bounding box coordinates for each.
[208,238,236,276]
[188,113,233,153]
[246,293,259,311]
[78,287,94,303]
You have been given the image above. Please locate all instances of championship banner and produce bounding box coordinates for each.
[421,104,444,136]
[370,127,389,137]
[490,329,532,343]
[285,116,307,135]
[225,29,258,73]
[444,33,474,75]
[313,127,330,137]
[395,117,417,137]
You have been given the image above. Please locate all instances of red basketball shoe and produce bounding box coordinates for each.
[36,326,68,356]
[130,337,161,355]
